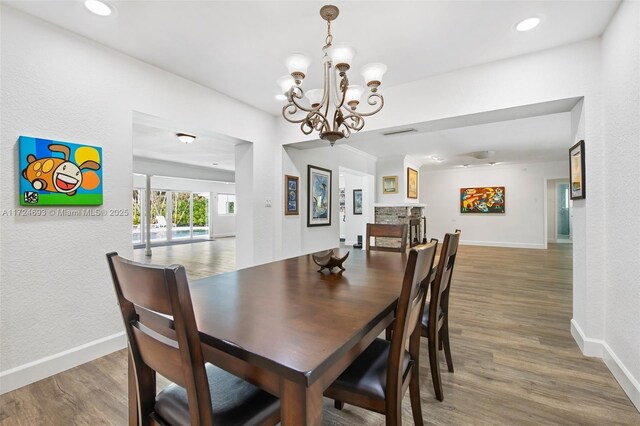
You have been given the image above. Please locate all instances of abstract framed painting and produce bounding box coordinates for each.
[569,140,586,200]
[460,187,505,214]
[307,164,332,227]
[353,189,363,215]
[19,136,103,206]
[407,167,418,199]
[382,175,398,194]
[284,174,299,215]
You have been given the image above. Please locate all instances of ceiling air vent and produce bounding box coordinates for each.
[381,128,417,136]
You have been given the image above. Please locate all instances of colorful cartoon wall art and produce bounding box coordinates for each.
[19,136,103,206]
[460,186,505,214]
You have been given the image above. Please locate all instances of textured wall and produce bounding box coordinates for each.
[0,6,276,383]
[602,0,640,403]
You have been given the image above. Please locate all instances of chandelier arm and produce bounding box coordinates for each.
[322,59,332,132]
[282,103,315,124]
[342,93,385,118]
[342,114,365,132]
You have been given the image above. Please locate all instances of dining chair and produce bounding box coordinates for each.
[421,230,461,402]
[325,241,438,426]
[366,223,409,252]
[106,252,280,426]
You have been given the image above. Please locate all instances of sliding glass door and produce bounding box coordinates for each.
[133,189,210,245]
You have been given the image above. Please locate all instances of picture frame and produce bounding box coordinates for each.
[353,189,363,215]
[19,136,103,206]
[569,140,586,200]
[382,175,398,194]
[284,175,299,215]
[307,164,332,227]
[460,186,505,214]
[407,167,418,199]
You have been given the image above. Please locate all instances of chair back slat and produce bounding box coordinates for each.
[431,231,461,319]
[366,223,408,252]
[106,252,214,425]
[386,241,437,402]
[131,322,186,387]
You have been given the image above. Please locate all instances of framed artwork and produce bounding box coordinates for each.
[339,188,345,214]
[285,175,299,215]
[19,136,103,206]
[353,189,363,215]
[569,140,586,200]
[307,164,332,227]
[382,175,398,194]
[407,167,418,199]
[460,186,505,213]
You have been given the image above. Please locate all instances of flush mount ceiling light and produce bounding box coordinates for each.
[279,5,386,146]
[468,150,496,159]
[176,133,196,144]
[84,0,112,16]
[516,17,541,32]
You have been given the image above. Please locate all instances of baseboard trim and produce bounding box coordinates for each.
[459,240,546,249]
[603,341,640,412]
[571,319,640,411]
[0,332,126,395]
[213,233,235,238]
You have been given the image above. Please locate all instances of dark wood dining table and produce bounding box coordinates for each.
[128,247,409,425]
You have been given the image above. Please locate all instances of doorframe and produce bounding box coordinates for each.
[543,177,571,249]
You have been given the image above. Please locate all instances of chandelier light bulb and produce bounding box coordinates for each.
[328,43,356,73]
[285,52,311,84]
[305,89,324,108]
[277,75,296,95]
[361,63,387,91]
[345,85,364,110]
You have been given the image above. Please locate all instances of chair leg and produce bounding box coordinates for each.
[385,325,393,341]
[442,320,454,373]
[428,335,444,401]
[409,366,424,426]
[385,400,401,426]
[334,400,344,410]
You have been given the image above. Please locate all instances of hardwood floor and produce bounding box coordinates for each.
[1,243,638,425]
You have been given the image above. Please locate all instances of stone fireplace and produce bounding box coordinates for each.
[374,204,426,249]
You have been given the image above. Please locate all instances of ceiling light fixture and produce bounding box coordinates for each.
[516,17,541,32]
[488,162,497,166]
[84,0,112,16]
[176,133,196,144]
[280,5,386,146]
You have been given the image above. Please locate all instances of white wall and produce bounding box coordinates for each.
[422,161,567,248]
[282,145,376,256]
[0,6,277,393]
[599,0,640,409]
[341,173,365,246]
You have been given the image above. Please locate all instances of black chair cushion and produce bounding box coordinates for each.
[155,363,279,426]
[421,305,445,329]
[330,338,412,400]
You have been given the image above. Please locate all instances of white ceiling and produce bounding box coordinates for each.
[6,0,619,116]
[132,120,239,171]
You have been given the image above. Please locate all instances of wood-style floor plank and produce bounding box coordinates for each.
[1,242,638,425]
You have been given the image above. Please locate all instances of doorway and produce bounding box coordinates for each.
[546,178,572,244]
[339,167,375,246]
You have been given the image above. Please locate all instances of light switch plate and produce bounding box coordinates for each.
[265,197,272,207]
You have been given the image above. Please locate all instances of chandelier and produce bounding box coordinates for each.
[279,5,387,146]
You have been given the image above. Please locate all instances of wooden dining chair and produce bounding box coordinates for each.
[421,230,461,401]
[366,223,409,252]
[106,252,280,426]
[325,241,438,426]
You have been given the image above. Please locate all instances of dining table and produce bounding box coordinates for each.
[128,247,410,425]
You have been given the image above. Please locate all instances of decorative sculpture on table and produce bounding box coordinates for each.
[312,249,350,273]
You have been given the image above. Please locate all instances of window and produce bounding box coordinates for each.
[218,193,236,215]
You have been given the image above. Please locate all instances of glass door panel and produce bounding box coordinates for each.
[171,192,191,239]
[150,191,168,242]
[193,192,210,238]
[557,183,571,240]
[132,189,142,244]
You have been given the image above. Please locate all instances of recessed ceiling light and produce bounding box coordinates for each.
[212,162,219,166]
[176,133,196,144]
[488,162,497,166]
[516,17,540,32]
[84,0,112,16]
